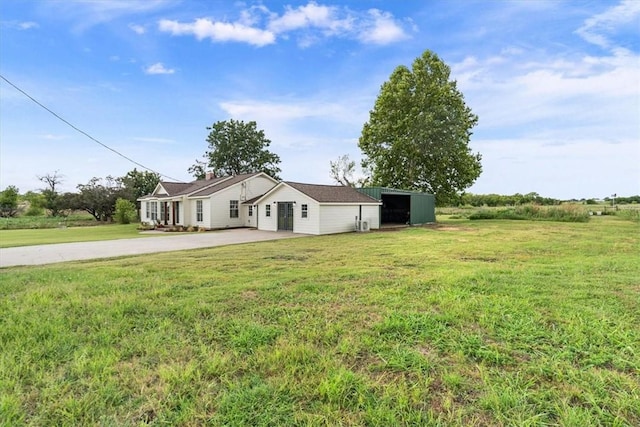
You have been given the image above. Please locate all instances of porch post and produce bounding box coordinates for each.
[164,202,169,225]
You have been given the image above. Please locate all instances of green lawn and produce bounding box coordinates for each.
[1,217,638,426]
[0,223,150,248]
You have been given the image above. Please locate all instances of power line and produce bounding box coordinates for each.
[0,73,186,182]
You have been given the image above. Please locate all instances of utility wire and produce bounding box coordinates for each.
[0,73,186,182]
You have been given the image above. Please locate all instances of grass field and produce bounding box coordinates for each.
[0,224,149,248]
[0,213,98,230]
[1,217,638,426]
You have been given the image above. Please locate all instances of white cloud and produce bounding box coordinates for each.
[453,47,639,134]
[144,62,175,75]
[448,27,640,199]
[268,2,351,35]
[1,20,39,30]
[358,9,408,45]
[129,23,146,34]
[19,21,39,30]
[575,0,640,49]
[158,18,275,46]
[469,137,639,199]
[219,99,367,126]
[157,2,409,47]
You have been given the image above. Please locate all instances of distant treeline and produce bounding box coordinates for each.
[458,193,640,207]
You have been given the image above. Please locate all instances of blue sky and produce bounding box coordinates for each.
[1,0,638,199]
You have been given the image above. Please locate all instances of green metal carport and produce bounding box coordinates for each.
[357,187,435,225]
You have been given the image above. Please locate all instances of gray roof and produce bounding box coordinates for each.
[153,173,263,198]
[190,173,262,197]
[285,182,380,203]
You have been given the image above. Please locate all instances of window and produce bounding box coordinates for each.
[265,204,271,217]
[196,200,203,222]
[160,202,166,222]
[145,202,150,219]
[230,200,239,218]
[150,202,158,221]
[301,204,308,218]
[174,202,180,223]
[248,205,253,217]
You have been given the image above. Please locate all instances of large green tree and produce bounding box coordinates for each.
[76,176,126,221]
[120,168,161,200]
[0,185,20,217]
[189,119,281,180]
[359,50,482,205]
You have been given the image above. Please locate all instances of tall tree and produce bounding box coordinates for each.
[329,154,356,187]
[190,119,281,179]
[37,170,64,216]
[329,154,371,187]
[0,185,20,217]
[120,168,161,200]
[76,176,125,221]
[358,50,482,205]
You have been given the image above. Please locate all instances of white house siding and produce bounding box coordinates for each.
[243,176,278,202]
[318,204,379,235]
[294,197,320,235]
[257,200,277,232]
[202,175,278,229]
[256,186,319,234]
[140,202,148,223]
[360,205,380,229]
[182,198,192,226]
[189,198,210,228]
[255,185,380,235]
[245,205,256,227]
[207,188,243,229]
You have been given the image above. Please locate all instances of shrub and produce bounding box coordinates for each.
[469,204,589,222]
[615,209,640,222]
[25,206,45,216]
[114,198,137,224]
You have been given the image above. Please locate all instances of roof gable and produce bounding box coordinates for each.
[189,172,276,198]
[140,172,278,200]
[158,182,193,196]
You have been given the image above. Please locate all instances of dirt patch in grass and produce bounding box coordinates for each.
[241,290,259,299]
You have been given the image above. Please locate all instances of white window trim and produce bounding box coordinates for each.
[230,200,239,218]
[196,200,203,222]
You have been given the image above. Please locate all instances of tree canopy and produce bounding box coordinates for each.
[329,154,370,187]
[75,176,126,221]
[120,168,160,200]
[189,119,281,180]
[37,171,65,216]
[358,50,482,205]
[0,185,20,217]
[329,154,357,187]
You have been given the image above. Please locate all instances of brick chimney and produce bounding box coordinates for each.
[205,171,216,180]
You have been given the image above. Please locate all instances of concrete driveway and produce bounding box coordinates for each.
[0,228,306,268]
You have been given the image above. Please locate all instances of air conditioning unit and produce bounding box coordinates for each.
[356,219,370,232]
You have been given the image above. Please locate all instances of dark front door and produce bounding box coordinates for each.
[277,202,294,231]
